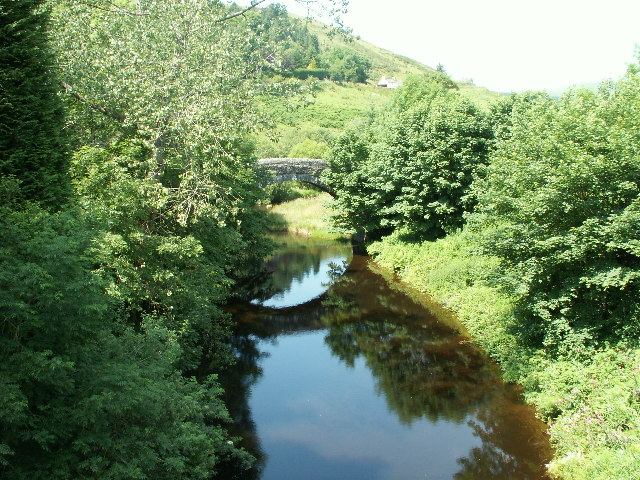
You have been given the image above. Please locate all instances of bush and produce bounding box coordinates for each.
[289,68,330,80]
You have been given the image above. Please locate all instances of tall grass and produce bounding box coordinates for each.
[266,192,345,240]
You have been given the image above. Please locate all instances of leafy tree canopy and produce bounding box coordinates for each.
[320,46,372,83]
[392,71,459,113]
[324,88,492,240]
[471,67,640,352]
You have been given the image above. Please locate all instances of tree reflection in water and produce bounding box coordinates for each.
[212,248,552,480]
[246,234,352,306]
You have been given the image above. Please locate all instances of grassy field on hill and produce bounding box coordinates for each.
[305,20,434,81]
[256,79,503,158]
[256,19,505,159]
[256,81,394,157]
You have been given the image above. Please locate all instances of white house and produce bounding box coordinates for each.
[377,76,404,89]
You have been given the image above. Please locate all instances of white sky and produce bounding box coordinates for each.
[257,0,640,92]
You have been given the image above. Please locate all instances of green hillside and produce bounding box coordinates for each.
[255,81,395,158]
[305,20,435,81]
[256,17,505,159]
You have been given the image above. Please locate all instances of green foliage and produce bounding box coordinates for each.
[52,0,274,224]
[0,0,69,208]
[528,348,640,462]
[392,71,459,112]
[320,46,372,83]
[368,230,520,371]
[304,18,440,82]
[2,0,360,478]
[264,181,320,205]
[472,77,640,352]
[322,130,378,233]
[289,68,330,80]
[325,90,493,239]
[0,206,251,479]
[70,140,272,368]
[288,138,330,158]
[244,3,320,72]
[255,122,341,158]
[264,182,294,205]
[52,0,274,361]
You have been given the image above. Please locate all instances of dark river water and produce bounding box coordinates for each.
[217,234,553,480]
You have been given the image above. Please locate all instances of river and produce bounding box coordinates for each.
[216,233,553,480]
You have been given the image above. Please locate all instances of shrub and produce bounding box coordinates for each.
[289,68,330,80]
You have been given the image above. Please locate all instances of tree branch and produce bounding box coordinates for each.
[214,0,268,23]
[59,81,126,123]
[78,0,151,17]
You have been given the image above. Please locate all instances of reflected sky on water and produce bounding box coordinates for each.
[251,234,352,308]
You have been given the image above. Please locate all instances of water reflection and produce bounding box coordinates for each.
[250,234,352,308]
[214,238,552,480]
[322,261,499,426]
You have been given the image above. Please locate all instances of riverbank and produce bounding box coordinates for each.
[266,192,347,241]
[368,230,640,479]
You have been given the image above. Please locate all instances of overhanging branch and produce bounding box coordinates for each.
[78,0,151,16]
[214,0,268,23]
[59,81,126,123]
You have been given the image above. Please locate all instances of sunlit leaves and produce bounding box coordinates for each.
[325,85,492,240]
[472,73,640,351]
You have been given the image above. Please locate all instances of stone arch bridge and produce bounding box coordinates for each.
[257,158,367,244]
[258,158,333,195]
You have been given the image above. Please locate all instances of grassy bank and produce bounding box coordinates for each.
[369,230,640,479]
[265,192,345,240]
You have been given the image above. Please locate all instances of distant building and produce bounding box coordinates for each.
[377,76,403,89]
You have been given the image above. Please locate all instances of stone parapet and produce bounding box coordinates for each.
[257,158,333,195]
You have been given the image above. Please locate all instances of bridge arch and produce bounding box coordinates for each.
[257,157,366,245]
[258,158,333,195]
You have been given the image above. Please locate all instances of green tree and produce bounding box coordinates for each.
[0,2,253,476]
[321,47,372,83]
[0,206,251,479]
[243,3,320,72]
[472,74,640,352]
[52,0,269,223]
[0,0,68,208]
[392,71,458,113]
[69,141,259,368]
[50,1,275,358]
[325,92,492,239]
[322,129,381,234]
